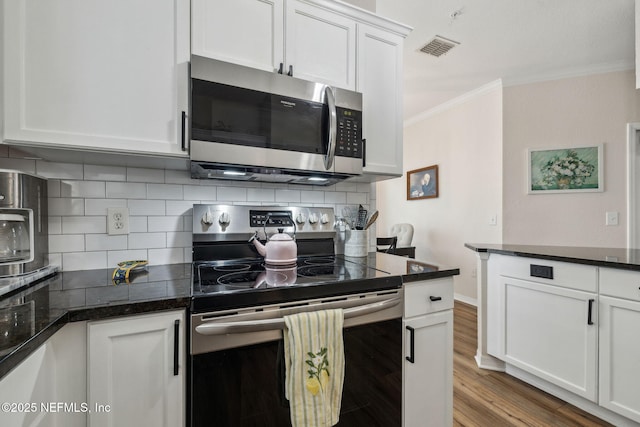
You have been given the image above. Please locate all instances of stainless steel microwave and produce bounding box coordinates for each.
[189,55,363,186]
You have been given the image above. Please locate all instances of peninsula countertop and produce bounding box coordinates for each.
[465,243,640,272]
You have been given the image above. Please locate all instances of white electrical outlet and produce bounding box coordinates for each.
[108,207,129,235]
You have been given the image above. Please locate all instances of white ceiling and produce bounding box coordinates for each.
[374,0,636,121]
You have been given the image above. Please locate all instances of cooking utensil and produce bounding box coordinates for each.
[355,205,368,230]
[364,211,378,230]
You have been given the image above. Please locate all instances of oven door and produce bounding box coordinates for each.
[189,290,402,426]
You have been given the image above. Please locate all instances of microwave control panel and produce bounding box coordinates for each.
[335,107,363,159]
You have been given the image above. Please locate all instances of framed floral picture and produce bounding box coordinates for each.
[527,145,603,194]
[407,165,439,200]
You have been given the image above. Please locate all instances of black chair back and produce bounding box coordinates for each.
[376,236,398,254]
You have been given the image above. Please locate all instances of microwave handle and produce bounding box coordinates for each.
[324,86,337,170]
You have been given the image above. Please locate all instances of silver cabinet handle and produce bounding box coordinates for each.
[195,297,401,335]
[323,86,337,170]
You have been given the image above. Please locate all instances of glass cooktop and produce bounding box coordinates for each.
[191,256,402,313]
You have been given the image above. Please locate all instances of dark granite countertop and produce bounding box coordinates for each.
[465,243,640,271]
[0,263,191,379]
[0,253,459,380]
[341,252,460,283]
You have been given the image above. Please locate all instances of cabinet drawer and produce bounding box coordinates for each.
[495,255,597,292]
[599,268,640,302]
[404,278,453,318]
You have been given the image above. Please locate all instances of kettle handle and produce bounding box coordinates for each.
[263,213,296,241]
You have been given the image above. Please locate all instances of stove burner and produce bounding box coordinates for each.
[213,264,251,272]
[303,257,335,265]
[216,271,262,287]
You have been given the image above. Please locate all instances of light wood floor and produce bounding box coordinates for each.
[453,301,612,427]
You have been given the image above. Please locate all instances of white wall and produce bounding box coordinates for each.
[377,84,503,303]
[0,147,374,271]
[503,70,640,246]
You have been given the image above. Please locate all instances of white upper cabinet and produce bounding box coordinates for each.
[285,1,356,90]
[192,0,356,90]
[357,23,404,176]
[2,0,190,157]
[192,0,284,73]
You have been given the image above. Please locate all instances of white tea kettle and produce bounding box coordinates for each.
[248,214,297,265]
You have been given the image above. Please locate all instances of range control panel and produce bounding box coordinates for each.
[193,205,336,240]
[249,210,294,227]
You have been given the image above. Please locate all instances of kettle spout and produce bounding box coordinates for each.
[249,232,267,256]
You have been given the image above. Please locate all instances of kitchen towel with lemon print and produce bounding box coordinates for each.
[283,308,345,427]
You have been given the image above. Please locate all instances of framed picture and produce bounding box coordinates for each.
[407,165,439,200]
[406,260,438,275]
[528,145,603,194]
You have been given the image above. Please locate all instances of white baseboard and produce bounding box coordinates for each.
[454,293,477,306]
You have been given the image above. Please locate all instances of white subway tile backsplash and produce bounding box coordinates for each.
[35,158,371,271]
[36,161,84,180]
[107,250,148,267]
[129,216,148,233]
[301,191,325,203]
[48,217,62,235]
[127,167,164,183]
[85,199,127,216]
[128,199,165,216]
[49,198,85,216]
[248,188,275,202]
[165,169,197,184]
[60,180,105,198]
[0,158,37,174]
[218,186,247,201]
[106,182,147,199]
[128,232,166,249]
[147,183,183,200]
[324,192,347,204]
[275,189,301,203]
[167,231,191,248]
[183,185,217,201]
[148,216,183,232]
[49,234,85,253]
[347,192,368,205]
[148,248,184,265]
[62,216,107,234]
[63,251,107,270]
[84,164,126,181]
[85,234,128,251]
[166,201,195,216]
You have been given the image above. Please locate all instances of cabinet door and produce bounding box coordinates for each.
[358,23,404,176]
[0,322,86,427]
[403,310,453,427]
[88,310,185,427]
[599,296,640,423]
[192,0,284,72]
[500,277,597,401]
[285,0,356,90]
[3,0,189,156]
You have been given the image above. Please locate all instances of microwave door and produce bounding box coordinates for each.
[323,86,337,171]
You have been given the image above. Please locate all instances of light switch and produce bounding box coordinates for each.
[605,211,619,226]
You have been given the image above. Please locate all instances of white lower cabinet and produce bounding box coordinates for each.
[87,310,185,427]
[403,278,454,427]
[0,322,87,427]
[499,276,598,401]
[598,268,640,423]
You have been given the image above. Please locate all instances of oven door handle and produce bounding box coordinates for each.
[194,296,401,335]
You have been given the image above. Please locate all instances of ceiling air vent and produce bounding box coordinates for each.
[419,36,460,57]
